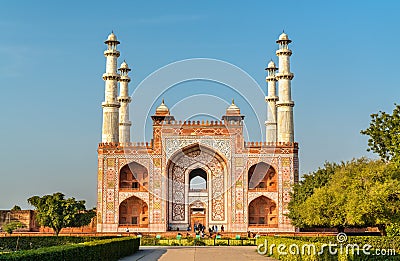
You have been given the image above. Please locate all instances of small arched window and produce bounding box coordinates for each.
[189,168,207,191]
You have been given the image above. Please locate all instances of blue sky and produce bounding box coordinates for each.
[0,1,399,209]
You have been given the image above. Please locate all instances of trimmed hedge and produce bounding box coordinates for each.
[0,237,139,261]
[256,236,400,260]
[0,236,116,252]
[139,236,256,246]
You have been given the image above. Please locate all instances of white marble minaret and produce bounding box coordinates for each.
[265,60,278,142]
[276,32,295,142]
[118,61,132,143]
[102,32,121,143]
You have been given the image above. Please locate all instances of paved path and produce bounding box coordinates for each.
[120,246,276,261]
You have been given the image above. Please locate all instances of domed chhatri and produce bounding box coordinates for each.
[226,99,241,116]
[105,32,120,44]
[155,99,170,116]
[279,32,289,40]
[119,61,130,70]
[276,32,292,43]
[267,60,276,69]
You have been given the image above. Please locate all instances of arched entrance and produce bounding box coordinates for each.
[119,196,149,228]
[248,196,277,227]
[167,144,227,231]
[189,201,206,231]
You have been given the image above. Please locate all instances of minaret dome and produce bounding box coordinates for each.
[156,99,171,116]
[105,32,120,44]
[226,99,241,116]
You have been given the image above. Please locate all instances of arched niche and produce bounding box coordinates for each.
[248,196,278,227]
[119,196,149,227]
[248,162,277,191]
[119,161,148,191]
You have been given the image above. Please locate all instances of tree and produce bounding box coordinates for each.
[27,192,96,236]
[287,162,340,228]
[3,221,24,235]
[11,205,21,211]
[288,158,400,234]
[361,104,400,162]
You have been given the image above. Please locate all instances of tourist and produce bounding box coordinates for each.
[221,225,224,232]
[126,228,129,233]
[247,231,251,238]
[194,224,198,232]
[187,225,191,232]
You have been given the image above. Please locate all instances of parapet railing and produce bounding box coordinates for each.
[155,120,243,126]
[244,141,298,148]
[98,141,298,149]
[98,142,152,148]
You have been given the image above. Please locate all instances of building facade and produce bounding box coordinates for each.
[97,32,299,233]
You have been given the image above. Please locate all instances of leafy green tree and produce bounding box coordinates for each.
[287,162,339,227]
[288,158,400,234]
[11,205,21,211]
[3,221,24,234]
[27,192,95,236]
[361,104,400,162]
[386,223,400,237]
[300,184,347,232]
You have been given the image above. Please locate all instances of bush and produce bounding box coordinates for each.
[387,224,400,237]
[0,237,139,261]
[0,236,116,252]
[194,239,206,246]
[139,236,256,246]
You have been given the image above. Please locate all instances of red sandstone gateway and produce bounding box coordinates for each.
[97,32,298,234]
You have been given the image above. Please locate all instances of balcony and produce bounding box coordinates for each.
[248,187,277,192]
[248,224,278,228]
[118,224,148,228]
[189,189,207,192]
[119,181,148,192]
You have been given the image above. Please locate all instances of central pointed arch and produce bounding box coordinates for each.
[167,143,227,230]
